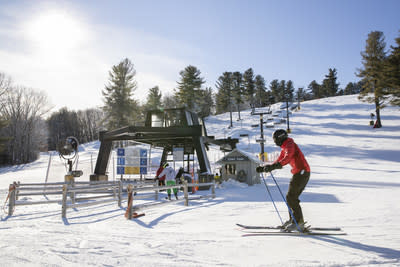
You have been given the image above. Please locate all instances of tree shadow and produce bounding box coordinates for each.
[300,143,400,163]
[62,207,124,225]
[2,191,220,226]
[218,181,341,204]
[130,201,219,229]
[313,235,400,262]
[2,201,123,224]
[2,209,61,221]
[308,178,400,189]
[0,160,46,175]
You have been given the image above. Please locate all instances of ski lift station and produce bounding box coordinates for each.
[91,107,238,186]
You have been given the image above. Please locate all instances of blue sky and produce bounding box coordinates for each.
[0,0,399,111]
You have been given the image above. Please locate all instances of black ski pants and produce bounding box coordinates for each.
[286,171,310,223]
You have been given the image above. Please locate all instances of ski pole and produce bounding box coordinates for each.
[261,173,283,225]
[269,171,302,232]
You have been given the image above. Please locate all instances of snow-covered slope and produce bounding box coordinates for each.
[1,95,400,266]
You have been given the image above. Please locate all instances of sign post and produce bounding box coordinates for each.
[251,108,272,163]
[116,147,148,178]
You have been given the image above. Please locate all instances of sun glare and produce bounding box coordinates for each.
[25,10,87,54]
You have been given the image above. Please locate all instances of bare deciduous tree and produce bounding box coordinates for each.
[77,108,104,143]
[0,86,51,164]
[0,72,12,98]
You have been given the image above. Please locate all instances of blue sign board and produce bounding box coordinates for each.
[117,166,125,175]
[117,157,125,166]
[117,147,148,175]
[117,148,125,156]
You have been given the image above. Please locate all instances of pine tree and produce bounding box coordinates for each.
[343,81,363,95]
[269,79,280,103]
[243,68,255,105]
[144,86,163,111]
[215,72,233,115]
[285,80,295,102]
[264,89,274,105]
[384,31,400,106]
[308,80,322,99]
[255,75,267,107]
[322,68,339,97]
[357,31,388,128]
[278,80,286,102]
[215,72,234,127]
[196,87,214,118]
[102,58,140,130]
[232,71,244,120]
[175,65,205,111]
[296,87,307,102]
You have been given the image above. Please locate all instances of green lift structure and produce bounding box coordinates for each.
[90,108,238,184]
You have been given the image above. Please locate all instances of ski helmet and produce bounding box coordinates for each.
[273,129,288,146]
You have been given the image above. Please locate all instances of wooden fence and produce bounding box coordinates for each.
[125,181,216,219]
[5,179,216,220]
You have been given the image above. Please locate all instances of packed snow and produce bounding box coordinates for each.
[1,94,400,266]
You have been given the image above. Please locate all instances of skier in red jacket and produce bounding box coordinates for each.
[256,129,310,231]
[156,162,167,187]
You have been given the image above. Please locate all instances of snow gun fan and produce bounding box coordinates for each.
[57,136,83,181]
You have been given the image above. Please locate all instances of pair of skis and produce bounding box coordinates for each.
[246,173,346,236]
[236,223,346,236]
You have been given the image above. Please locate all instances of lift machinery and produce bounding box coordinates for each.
[90,108,238,185]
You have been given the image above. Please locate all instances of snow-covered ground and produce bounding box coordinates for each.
[1,94,400,266]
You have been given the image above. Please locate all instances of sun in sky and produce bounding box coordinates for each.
[23,9,89,57]
[14,7,103,109]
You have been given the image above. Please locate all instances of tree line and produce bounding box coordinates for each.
[0,77,51,164]
[102,61,357,130]
[0,74,105,164]
[0,30,399,165]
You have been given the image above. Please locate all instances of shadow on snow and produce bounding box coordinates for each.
[314,235,400,262]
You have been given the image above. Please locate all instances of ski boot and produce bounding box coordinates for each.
[278,219,293,230]
[285,220,308,232]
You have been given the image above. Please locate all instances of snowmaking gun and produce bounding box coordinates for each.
[57,136,83,181]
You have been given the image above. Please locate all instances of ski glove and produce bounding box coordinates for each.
[256,166,264,173]
[256,162,282,173]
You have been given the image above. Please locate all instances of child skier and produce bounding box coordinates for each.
[158,163,178,200]
[256,129,310,231]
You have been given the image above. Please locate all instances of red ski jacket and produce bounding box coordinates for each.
[274,137,310,175]
[156,166,166,181]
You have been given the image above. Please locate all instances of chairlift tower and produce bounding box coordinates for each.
[286,99,291,133]
[251,107,272,162]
